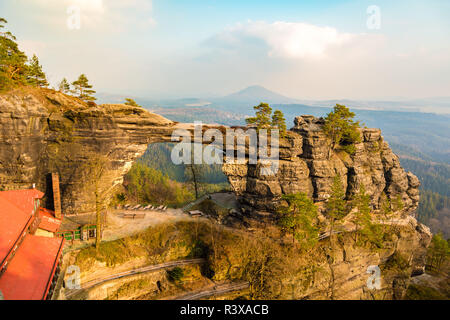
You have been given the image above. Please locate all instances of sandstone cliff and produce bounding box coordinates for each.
[220,115,431,299]
[0,87,177,214]
[0,88,431,300]
[0,88,420,219]
[223,115,420,216]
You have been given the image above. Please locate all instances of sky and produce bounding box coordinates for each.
[1,0,449,100]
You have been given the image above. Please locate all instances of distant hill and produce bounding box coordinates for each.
[297,98,450,114]
[214,85,299,105]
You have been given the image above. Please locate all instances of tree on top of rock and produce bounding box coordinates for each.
[0,17,28,90]
[58,78,70,94]
[26,54,48,87]
[323,104,361,158]
[124,98,142,108]
[272,110,287,137]
[72,74,96,102]
[246,102,272,130]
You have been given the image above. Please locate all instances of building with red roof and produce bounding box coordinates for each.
[0,188,64,300]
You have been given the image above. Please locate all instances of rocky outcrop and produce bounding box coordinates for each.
[0,88,432,300]
[0,88,421,219]
[289,216,432,300]
[223,115,420,215]
[0,88,180,214]
[221,115,432,299]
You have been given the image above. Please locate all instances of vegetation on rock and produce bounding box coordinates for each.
[0,18,30,90]
[245,102,287,136]
[58,78,70,94]
[326,175,349,236]
[277,192,319,248]
[26,54,48,87]
[72,74,96,102]
[124,98,142,107]
[272,110,287,137]
[323,104,361,157]
[353,185,384,247]
[245,102,272,130]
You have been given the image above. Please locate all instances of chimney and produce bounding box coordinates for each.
[52,173,62,219]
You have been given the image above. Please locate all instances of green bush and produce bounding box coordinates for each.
[124,162,194,207]
[167,267,184,283]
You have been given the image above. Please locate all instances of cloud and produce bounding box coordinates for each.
[19,0,156,32]
[206,21,358,59]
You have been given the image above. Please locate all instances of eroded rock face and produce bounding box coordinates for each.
[0,88,177,214]
[302,217,432,300]
[223,115,420,215]
[0,89,420,221]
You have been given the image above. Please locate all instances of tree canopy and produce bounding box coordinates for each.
[427,233,449,272]
[58,78,70,93]
[72,74,96,102]
[124,98,142,107]
[0,18,28,90]
[277,192,319,248]
[323,104,361,157]
[353,185,383,247]
[26,54,48,87]
[246,103,273,130]
[272,110,287,137]
[326,174,348,221]
[246,103,287,138]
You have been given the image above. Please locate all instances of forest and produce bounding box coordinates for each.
[120,143,230,208]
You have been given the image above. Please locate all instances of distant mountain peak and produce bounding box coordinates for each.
[222,85,299,104]
[237,85,271,92]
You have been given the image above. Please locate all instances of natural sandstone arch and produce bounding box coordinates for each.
[0,88,420,216]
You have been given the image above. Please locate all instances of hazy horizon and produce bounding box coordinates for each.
[1,0,449,103]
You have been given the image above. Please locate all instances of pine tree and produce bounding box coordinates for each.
[72,74,96,102]
[427,233,449,272]
[124,98,142,107]
[277,192,319,248]
[0,18,28,90]
[58,78,70,93]
[246,102,272,130]
[326,174,348,244]
[26,54,48,87]
[380,192,393,218]
[271,110,287,137]
[323,104,361,158]
[353,185,383,247]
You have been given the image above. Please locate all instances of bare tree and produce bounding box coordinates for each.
[185,164,202,199]
[83,153,111,249]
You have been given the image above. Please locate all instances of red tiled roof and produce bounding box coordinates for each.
[38,208,62,233]
[0,194,34,268]
[0,189,44,216]
[0,235,64,300]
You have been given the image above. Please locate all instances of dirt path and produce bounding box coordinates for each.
[103,208,194,241]
[170,282,249,300]
[65,258,206,299]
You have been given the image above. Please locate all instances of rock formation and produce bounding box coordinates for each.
[0,88,420,218]
[223,115,420,215]
[0,88,432,300]
[0,88,179,214]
